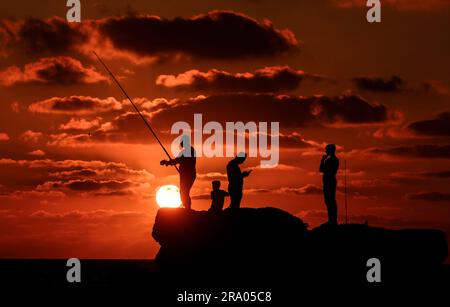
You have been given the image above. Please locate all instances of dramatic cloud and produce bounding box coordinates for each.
[197,172,228,181]
[407,192,450,202]
[391,170,450,179]
[0,17,87,54]
[421,80,450,96]
[353,76,405,92]
[151,93,392,129]
[0,158,154,198]
[408,112,450,137]
[276,184,323,195]
[249,184,323,195]
[59,117,102,131]
[279,132,324,149]
[366,144,450,159]
[0,56,107,86]
[20,130,43,143]
[28,96,123,115]
[156,66,319,92]
[44,93,393,147]
[28,150,45,156]
[96,11,298,59]
[0,133,9,141]
[1,12,298,60]
[310,94,390,125]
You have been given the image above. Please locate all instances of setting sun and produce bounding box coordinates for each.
[156,185,182,208]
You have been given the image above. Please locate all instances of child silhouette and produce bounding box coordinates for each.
[208,180,229,213]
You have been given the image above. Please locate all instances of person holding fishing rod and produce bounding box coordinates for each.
[93,51,197,208]
[160,135,197,210]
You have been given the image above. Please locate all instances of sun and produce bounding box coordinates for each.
[156,185,182,208]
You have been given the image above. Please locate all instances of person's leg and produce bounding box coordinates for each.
[323,183,336,225]
[235,190,243,209]
[228,187,239,209]
[324,180,338,225]
[180,179,191,210]
[328,197,337,225]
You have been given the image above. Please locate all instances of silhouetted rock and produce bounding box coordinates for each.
[152,207,448,284]
[153,207,307,272]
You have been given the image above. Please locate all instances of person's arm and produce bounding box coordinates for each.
[242,170,252,178]
[223,190,230,196]
[211,191,214,200]
[319,155,327,173]
[160,157,182,166]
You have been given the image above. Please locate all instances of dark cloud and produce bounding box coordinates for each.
[279,132,318,148]
[311,94,390,125]
[4,17,87,54]
[408,112,450,137]
[44,93,392,147]
[421,80,450,96]
[0,56,106,86]
[97,11,298,59]
[1,11,298,60]
[391,170,450,179]
[407,192,450,202]
[28,96,123,115]
[151,93,392,129]
[367,144,450,159]
[67,179,132,192]
[0,158,154,198]
[248,184,322,195]
[156,66,320,92]
[419,170,450,178]
[353,76,405,92]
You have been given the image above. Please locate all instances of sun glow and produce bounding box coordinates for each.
[156,185,182,208]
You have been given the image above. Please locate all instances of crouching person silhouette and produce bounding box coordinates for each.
[208,180,229,213]
[227,153,251,209]
[160,136,196,210]
[319,144,339,225]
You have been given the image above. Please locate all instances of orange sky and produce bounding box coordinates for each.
[0,0,449,259]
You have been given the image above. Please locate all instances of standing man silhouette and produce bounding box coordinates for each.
[319,144,339,225]
[227,153,251,209]
[160,136,196,210]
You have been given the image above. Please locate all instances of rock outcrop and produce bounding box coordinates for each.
[152,207,448,284]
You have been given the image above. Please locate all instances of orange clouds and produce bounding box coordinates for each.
[28,96,122,115]
[0,133,9,141]
[156,66,318,93]
[0,56,107,86]
[20,130,43,143]
[0,158,155,199]
[408,112,450,137]
[59,117,102,131]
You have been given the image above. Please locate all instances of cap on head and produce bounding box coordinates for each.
[325,144,336,155]
[180,135,191,148]
[236,152,247,163]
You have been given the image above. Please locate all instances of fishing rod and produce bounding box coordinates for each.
[344,159,348,224]
[92,51,179,173]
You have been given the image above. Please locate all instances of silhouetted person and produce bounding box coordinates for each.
[161,136,196,209]
[227,153,251,209]
[208,180,229,213]
[320,144,339,225]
